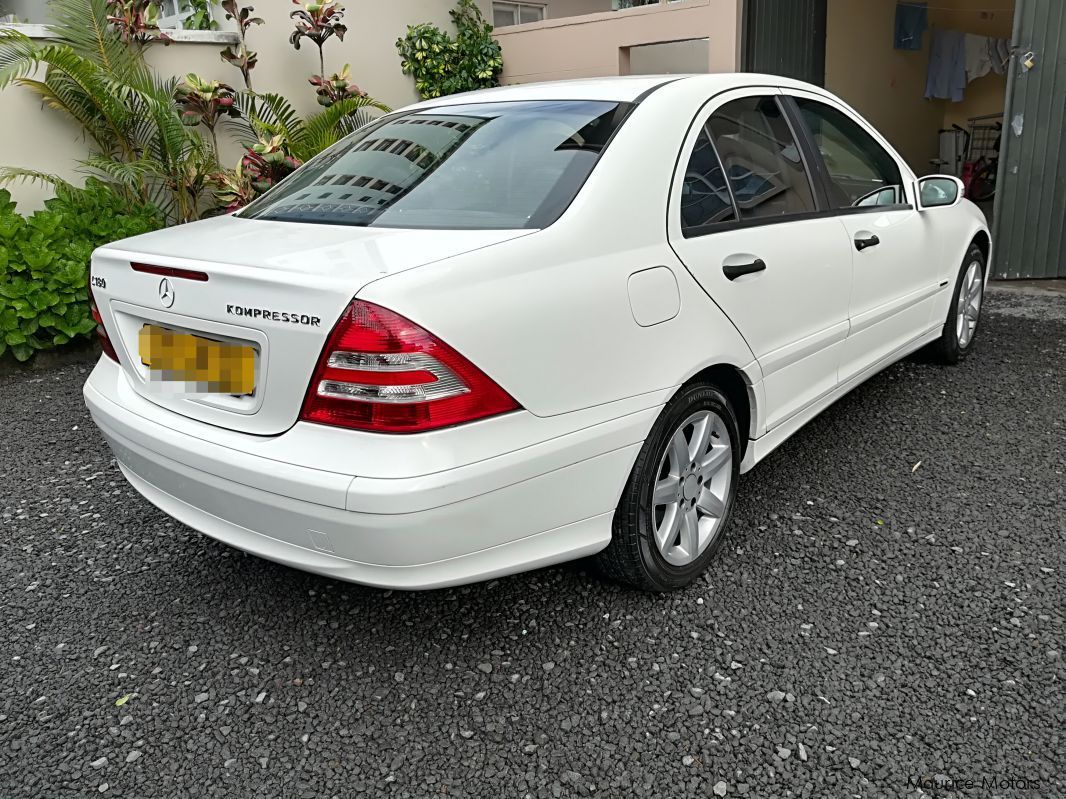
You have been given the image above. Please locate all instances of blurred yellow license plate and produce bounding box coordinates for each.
[139,324,255,395]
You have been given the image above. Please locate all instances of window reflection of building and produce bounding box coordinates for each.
[275,115,486,216]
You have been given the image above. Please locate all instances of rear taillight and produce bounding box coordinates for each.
[87,278,118,362]
[299,300,519,433]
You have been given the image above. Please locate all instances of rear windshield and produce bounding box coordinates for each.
[238,100,633,230]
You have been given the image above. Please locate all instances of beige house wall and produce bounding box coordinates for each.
[0,0,491,211]
[494,0,742,85]
[825,0,943,172]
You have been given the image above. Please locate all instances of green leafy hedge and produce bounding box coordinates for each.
[396,0,503,100]
[0,180,163,361]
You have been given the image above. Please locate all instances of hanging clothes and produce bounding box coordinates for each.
[965,34,993,81]
[894,1,928,51]
[926,29,967,102]
[989,38,1012,75]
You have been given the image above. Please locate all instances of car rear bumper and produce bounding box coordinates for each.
[84,358,652,589]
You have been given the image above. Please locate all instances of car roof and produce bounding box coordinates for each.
[403,73,830,111]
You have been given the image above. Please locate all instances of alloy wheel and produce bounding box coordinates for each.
[651,410,733,567]
[956,260,983,348]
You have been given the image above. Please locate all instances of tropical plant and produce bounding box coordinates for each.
[1,0,389,225]
[105,0,172,45]
[395,0,502,100]
[309,63,363,107]
[213,134,300,211]
[211,158,255,213]
[0,0,215,223]
[183,0,217,31]
[289,1,346,78]
[0,180,162,361]
[231,91,388,164]
[175,74,238,160]
[219,0,262,90]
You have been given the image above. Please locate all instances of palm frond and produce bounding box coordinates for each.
[0,166,74,191]
[0,28,44,88]
[32,44,141,159]
[242,92,305,147]
[299,95,390,160]
[14,77,115,153]
[81,153,165,184]
[48,0,141,78]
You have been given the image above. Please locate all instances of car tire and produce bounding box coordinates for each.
[596,382,741,592]
[932,242,986,365]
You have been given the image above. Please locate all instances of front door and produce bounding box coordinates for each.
[786,91,941,382]
[667,89,852,432]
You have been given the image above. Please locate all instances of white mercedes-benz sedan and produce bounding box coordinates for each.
[84,74,990,591]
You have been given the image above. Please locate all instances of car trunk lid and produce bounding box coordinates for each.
[91,215,531,435]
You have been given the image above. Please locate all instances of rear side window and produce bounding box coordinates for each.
[793,97,905,209]
[707,96,816,221]
[239,100,632,230]
[680,128,737,232]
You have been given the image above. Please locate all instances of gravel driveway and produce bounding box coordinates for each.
[2,289,1063,799]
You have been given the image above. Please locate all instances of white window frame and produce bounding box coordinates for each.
[492,1,546,27]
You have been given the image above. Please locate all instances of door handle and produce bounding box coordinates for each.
[855,234,880,252]
[722,258,766,280]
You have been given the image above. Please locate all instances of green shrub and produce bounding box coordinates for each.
[396,0,503,100]
[0,179,163,361]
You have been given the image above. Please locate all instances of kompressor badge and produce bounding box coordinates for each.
[226,305,321,326]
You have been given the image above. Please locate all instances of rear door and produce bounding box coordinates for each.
[784,91,942,382]
[667,88,852,432]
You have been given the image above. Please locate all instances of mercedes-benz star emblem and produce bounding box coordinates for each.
[158,278,175,308]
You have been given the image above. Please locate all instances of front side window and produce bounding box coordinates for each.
[707,96,816,221]
[680,128,736,233]
[240,100,631,230]
[793,97,905,209]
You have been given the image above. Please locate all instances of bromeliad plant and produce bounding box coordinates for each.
[213,134,300,212]
[289,1,347,79]
[219,0,263,90]
[309,63,364,107]
[175,74,239,161]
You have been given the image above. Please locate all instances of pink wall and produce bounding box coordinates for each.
[495,0,742,84]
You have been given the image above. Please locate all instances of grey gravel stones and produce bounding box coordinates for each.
[0,291,1062,797]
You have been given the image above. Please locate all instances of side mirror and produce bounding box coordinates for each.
[917,175,964,210]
